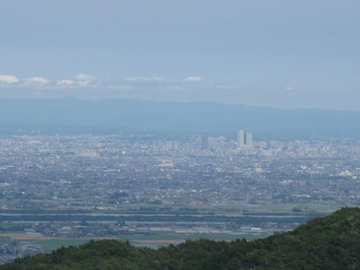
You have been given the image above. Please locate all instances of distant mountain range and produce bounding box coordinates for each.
[2,207,360,270]
[0,98,359,139]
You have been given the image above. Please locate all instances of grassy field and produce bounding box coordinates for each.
[32,239,94,253]
[0,202,341,253]
[0,238,11,246]
[120,231,270,248]
[201,202,343,214]
[0,231,270,253]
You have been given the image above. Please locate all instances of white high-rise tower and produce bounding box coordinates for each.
[237,130,245,146]
[245,132,253,146]
[237,130,253,147]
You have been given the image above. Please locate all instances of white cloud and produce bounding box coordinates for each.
[77,81,91,87]
[125,77,164,82]
[56,80,75,86]
[24,77,49,84]
[285,86,294,91]
[75,74,96,80]
[0,75,19,83]
[184,76,202,82]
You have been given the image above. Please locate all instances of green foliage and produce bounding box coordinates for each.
[2,208,360,270]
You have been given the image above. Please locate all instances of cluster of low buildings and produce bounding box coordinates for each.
[0,241,43,264]
[0,134,359,211]
[0,134,359,255]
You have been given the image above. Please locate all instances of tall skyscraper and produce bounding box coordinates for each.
[237,130,245,146]
[245,132,253,146]
[237,130,253,147]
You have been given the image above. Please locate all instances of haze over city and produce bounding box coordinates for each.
[1,1,360,267]
[1,0,359,110]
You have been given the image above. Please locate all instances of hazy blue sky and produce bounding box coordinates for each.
[0,0,359,110]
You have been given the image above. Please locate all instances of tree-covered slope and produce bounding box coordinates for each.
[2,208,360,270]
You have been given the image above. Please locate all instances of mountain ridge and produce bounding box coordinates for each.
[0,98,359,139]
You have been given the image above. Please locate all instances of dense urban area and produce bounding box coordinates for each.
[0,132,359,263]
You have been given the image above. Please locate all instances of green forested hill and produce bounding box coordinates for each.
[2,207,360,270]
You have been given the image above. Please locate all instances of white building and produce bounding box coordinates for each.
[237,130,253,147]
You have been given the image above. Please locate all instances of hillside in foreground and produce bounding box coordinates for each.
[2,207,360,270]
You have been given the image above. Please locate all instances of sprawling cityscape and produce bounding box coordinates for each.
[0,131,359,263]
[1,0,358,267]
